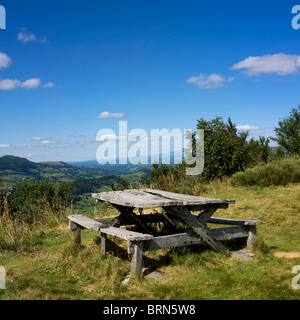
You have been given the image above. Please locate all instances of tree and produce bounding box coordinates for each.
[271,106,300,155]
[195,116,270,179]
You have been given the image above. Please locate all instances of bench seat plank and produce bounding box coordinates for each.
[68,214,153,241]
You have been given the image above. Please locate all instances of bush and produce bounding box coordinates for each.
[1,178,74,224]
[230,156,300,187]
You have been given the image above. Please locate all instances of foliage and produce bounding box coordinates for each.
[230,156,300,187]
[1,178,74,224]
[271,106,300,155]
[195,116,270,179]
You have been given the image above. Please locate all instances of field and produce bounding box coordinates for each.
[1,181,300,300]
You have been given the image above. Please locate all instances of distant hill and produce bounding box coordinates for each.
[0,155,151,184]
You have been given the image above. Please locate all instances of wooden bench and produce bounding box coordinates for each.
[68,215,154,276]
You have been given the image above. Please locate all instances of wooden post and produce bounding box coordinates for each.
[101,233,107,256]
[130,241,144,277]
[247,225,257,247]
[69,221,81,245]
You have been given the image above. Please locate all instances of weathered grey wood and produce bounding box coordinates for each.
[92,190,178,208]
[130,241,144,277]
[68,215,107,231]
[94,213,167,227]
[68,214,153,241]
[141,188,235,204]
[144,226,249,251]
[100,226,153,241]
[208,217,263,226]
[92,189,235,208]
[197,207,217,225]
[101,233,107,256]
[247,225,257,247]
[70,222,81,244]
[112,204,154,235]
[165,206,228,253]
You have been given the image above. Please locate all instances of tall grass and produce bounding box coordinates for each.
[0,179,72,252]
[230,156,300,187]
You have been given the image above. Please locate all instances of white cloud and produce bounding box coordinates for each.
[187,73,234,89]
[43,82,54,88]
[17,28,46,43]
[0,144,10,148]
[236,125,263,133]
[231,53,300,76]
[0,79,21,90]
[0,52,12,70]
[41,140,55,145]
[98,112,125,118]
[0,78,43,90]
[21,78,41,89]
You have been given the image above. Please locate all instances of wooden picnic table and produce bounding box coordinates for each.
[68,189,262,277]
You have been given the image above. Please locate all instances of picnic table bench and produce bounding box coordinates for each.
[68,189,262,277]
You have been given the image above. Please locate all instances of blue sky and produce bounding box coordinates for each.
[0,0,300,162]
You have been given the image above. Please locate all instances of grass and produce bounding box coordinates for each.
[1,182,300,300]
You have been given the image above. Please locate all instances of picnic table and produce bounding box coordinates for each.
[68,189,262,277]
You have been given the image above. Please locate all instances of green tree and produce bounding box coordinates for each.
[196,116,270,179]
[271,106,300,154]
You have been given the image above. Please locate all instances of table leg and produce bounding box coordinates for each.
[112,204,154,235]
[101,233,107,256]
[130,241,144,277]
[247,225,257,247]
[166,206,228,253]
[69,221,81,245]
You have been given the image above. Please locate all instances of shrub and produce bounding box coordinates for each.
[230,156,300,187]
[2,178,74,224]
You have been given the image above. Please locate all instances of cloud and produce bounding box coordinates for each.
[43,82,55,88]
[21,78,41,89]
[0,52,12,70]
[17,28,46,43]
[97,112,125,118]
[0,79,21,90]
[0,144,10,148]
[231,53,300,76]
[187,73,234,89]
[0,78,41,90]
[41,140,55,145]
[236,125,263,133]
[0,78,53,90]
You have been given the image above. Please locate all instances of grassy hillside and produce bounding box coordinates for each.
[0,155,151,185]
[0,181,300,300]
[1,156,299,300]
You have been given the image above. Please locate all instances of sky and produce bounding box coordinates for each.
[0,0,300,162]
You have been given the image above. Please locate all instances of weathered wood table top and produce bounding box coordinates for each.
[91,188,235,208]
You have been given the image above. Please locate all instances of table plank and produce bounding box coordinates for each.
[92,189,235,208]
[141,188,235,204]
